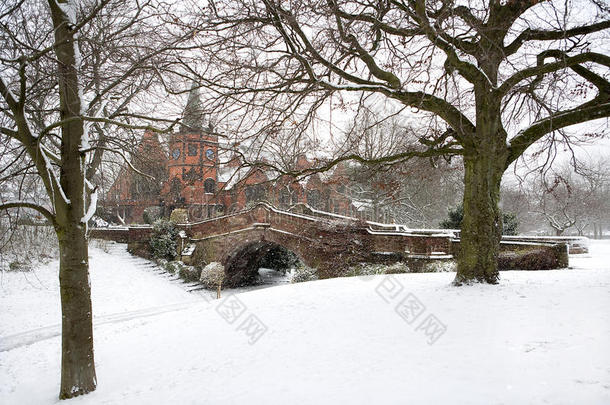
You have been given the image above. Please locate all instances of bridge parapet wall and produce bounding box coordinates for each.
[90,204,455,264]
[186,205,269,239]
[187,204,453,257]
[89,227,129,243]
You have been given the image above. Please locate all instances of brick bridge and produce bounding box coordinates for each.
[91,202,569,286]
[92,203,454,284]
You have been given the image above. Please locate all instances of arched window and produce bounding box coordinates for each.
[279,188,292,208]
[245,184,266,203]
[204,178,216,194]
[307,189,321,209]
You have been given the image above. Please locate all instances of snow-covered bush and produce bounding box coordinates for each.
[290,264,318,283]
[498,248,562,270]
[199,262,225,289]
[0,221,58,272]
[440,203,519,235]
[178,265,201,282]
[142,206,163,224]
[149,219,178,261]
[422,260,456,273]
[383,262,410,274]
[164,260,183,274]
[348,262,410,277]
[169,208,188,224]
[8,260,29,272]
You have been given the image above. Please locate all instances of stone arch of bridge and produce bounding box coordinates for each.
[222,239,303,288]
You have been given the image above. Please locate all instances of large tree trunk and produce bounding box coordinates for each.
[455,150,505,284]
[58,227,96,399]
[454,67,508,284]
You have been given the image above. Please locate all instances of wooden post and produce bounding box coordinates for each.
[217,283,221,299]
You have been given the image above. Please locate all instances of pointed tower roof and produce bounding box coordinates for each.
[180,81,205,133]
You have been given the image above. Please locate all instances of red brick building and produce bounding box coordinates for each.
[102,86,361,224]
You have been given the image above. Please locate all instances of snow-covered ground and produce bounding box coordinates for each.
[1,240,609,404]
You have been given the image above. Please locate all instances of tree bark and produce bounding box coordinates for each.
[58,227,96,399]
[48,0,98,398]
[455,150,505,284]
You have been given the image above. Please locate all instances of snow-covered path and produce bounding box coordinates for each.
[1,240,609,404]
[0,241,206,351]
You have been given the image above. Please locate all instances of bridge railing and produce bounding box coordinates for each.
[89,203,578,268]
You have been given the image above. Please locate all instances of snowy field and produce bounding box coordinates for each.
[1,240,609,404]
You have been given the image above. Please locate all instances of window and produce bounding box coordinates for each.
[245,184,266,203]
[307,189,321,209]
[279,188,292,208]
[188,143,198,156]
[204,178,216,194]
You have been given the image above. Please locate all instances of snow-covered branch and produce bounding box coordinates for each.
[0,200,56,225]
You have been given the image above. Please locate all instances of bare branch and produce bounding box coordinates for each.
[507,101,610,166]
[505,20,610,56]
[0,200,55,225]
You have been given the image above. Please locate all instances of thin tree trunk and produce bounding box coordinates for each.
[58,228,96,398]
[455,153,504,284]
[48,0,97,398]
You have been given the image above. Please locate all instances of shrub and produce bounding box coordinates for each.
[290,264,318,283]
[422,260,456,273]
[178,265,202,282]
[164,260,183,274]
[439,204,464,229]
[0,221,58,272]
[143,206,163,224]
[502,212,519,236]
[347,263,385,277]
[382,262,411,274]
[498,248,560,270]
[199,262,225,289]
[348,262,410,277]
[440,203,520,235]
[169,208,188,224]
[149,219,179,261]
[8,260,29,272]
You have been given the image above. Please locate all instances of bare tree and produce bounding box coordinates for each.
[0,0,188,398]
[531,160,609,236]
[179,0,610,283]
[335,110,463,224]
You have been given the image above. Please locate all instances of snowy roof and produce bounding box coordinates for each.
[219,166,251,190]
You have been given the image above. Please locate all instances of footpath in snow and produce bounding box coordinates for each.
[0,241,205,351]
[0,240,609,404]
